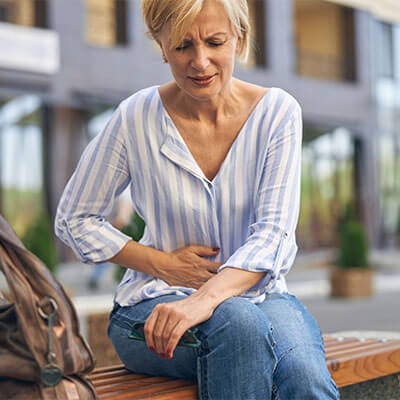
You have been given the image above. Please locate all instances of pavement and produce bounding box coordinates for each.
[50,248,400,338]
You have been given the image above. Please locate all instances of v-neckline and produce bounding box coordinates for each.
[157,86,272,184]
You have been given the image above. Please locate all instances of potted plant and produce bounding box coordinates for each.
[330,220,374,298]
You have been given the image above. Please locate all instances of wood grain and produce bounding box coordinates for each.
[88,336,400,399]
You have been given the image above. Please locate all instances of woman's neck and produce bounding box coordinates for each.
[167,78,244,125]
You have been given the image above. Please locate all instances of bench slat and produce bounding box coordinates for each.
[95,376,171,391]
[98,382,197,400]
[325,338,379,353]
[90,369,136,382]
[89,336,400,399]
[327,339,392,358]
[326,341,400,387]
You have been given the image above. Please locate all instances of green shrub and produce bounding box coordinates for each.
[337,221,369,269]
[21,212,58,273]
[336,203,357,236]
[396,207,400,238]
[114,212,145,282]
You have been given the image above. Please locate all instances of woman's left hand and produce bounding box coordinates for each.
[143,295,215,359]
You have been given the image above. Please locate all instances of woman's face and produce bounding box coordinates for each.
[158,0,239,102]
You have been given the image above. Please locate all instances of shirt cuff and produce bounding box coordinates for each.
[62,218,132,265]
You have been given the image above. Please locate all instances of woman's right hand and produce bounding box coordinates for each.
[159,245,222,289]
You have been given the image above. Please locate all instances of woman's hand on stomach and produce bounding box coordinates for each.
[158,245,222,289]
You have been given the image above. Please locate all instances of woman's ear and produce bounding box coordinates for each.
[155,37,168,64]
[235,37,241,54]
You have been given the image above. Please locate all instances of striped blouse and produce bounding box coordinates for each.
[55,85,302,306]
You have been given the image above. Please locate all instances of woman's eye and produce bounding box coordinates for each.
[209,42,223,47]
[176,44,189,51]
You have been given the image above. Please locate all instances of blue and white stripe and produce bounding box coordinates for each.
[55,85,302,306]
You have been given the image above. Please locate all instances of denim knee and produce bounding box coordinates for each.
[199,297,275,350]
[273,344,339,400]
[196,297,277,400]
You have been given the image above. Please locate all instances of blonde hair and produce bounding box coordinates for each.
[141,0,251,62]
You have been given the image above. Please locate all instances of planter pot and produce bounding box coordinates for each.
[330,266,374,298]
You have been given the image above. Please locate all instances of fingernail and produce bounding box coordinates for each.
[149,347,154,352]
[213,247,220,251]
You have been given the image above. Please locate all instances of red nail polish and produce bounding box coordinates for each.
[149,346,154,352]
[213,247,220,251]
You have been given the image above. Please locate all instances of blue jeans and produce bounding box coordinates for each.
[108,293,339,399]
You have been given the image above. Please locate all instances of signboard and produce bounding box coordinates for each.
[0,22,59,74]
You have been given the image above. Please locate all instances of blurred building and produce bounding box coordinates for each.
[0,0,399,257]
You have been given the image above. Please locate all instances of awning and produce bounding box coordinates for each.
[325,0,400,24]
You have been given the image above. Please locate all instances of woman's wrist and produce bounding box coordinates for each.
[185,288,221,313]
[190,267,266,311]
[190,280,224,311]
[108,240,172,278]
[151,251,174,279]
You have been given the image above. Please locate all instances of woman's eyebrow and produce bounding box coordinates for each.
[182,32,228,41]
[208,32,227,37]
[206,32,228,39]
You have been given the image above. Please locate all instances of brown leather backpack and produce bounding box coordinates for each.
[0,214,97,399]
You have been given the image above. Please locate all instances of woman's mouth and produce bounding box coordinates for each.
[189,75,216,86]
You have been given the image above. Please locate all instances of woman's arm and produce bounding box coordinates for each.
[55,104,133,264]
[216,99,303,293]
[143,267,263,358]
[191,267,264,305]
[55,100,220,287]
[109,241,221,288]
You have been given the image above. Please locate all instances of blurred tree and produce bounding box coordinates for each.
[396,206,400,246]
[114,212,145,282]
[21,212,57,273]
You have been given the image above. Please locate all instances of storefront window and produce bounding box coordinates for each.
[0,0,47,28]
[85,0,128,47]
[375,21,400,247]
[294,0,356,82]
[298,125,355,250]
[0,95,44,236]
[247,0,267,67]
[377,130,400,246]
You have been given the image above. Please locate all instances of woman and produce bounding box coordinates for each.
[55,0,339,398]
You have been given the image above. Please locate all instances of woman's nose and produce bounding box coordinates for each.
[191,46,210,71]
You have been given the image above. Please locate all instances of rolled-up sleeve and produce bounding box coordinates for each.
[54,103,132,264]
[218,102,302,294]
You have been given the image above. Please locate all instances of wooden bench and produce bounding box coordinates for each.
[88,336,400,399]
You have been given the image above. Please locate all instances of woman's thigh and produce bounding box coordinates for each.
[108,294,275,382]
[256,292,325,360]
[108,294,198,379]
[257,293,339,399]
